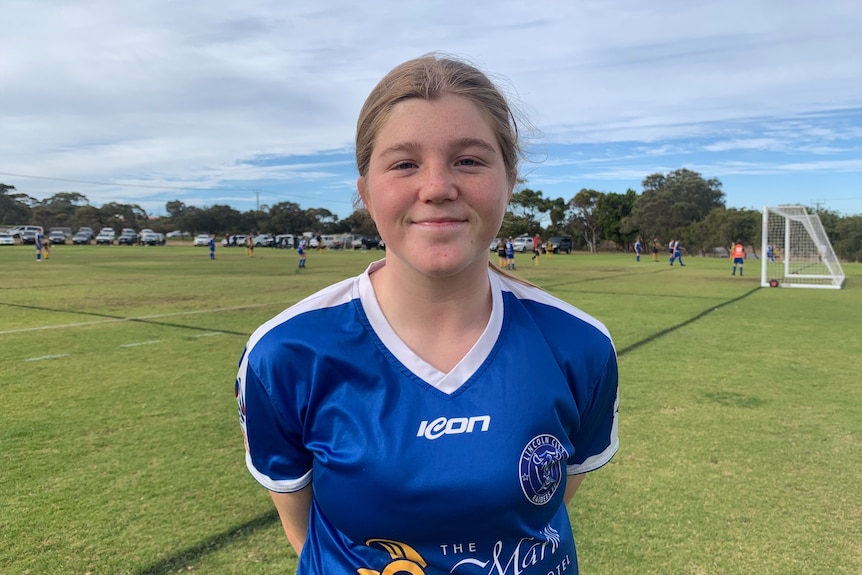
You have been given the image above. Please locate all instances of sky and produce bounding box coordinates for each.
[2,0,861,221]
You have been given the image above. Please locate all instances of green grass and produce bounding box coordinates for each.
[1,244,860,574]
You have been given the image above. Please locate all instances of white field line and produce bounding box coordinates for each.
[0,303,271,336]
[25,354,70,362]
[119,340,161,348]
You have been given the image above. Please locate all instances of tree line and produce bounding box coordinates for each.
[3,169,861,261]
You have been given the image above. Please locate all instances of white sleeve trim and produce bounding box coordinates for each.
[567,392,620,475]
[246,451,312,493]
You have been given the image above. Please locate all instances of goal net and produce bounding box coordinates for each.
[761,205,845,289]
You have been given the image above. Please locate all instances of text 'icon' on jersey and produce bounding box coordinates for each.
[416,416,490,440]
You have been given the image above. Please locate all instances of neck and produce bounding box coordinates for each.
[369,259,493,372]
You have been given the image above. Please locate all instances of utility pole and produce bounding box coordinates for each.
[256,191,260,212]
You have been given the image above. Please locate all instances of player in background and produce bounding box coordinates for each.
[35,230,43,262]
[731,241,746,276]
[208,234,216,260]
[297,237,307,269]
[505,236,516,270]
[669,240,685,266]
[651,239,659,262]
[496,238,506,267]
[634,239,642,262]
[245,233,255,257]
[235,54,619,575]
[766,243,776,263]
[532,233,542,265]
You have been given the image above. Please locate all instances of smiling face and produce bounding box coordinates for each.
[358,94,514,280]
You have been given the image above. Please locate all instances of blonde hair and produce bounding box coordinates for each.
[356,54,536,287]
[355,53,521,184]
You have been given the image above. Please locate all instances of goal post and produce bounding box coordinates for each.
[761,205,845,289]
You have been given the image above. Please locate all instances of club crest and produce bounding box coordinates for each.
[519,434,568,505]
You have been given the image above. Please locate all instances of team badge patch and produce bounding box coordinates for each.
[519,434,568,505]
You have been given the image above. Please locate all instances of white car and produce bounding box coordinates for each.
[0,232,14,245]
[193,234,211,247]
[512,235,534,253]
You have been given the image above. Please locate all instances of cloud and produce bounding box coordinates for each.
[1,0,860,216]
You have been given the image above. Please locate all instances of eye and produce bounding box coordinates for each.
[457,158,478,166]
[393,161,417,170]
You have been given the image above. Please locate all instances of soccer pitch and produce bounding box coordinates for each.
[1,244,860,574]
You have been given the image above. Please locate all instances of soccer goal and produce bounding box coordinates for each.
[761,205,845,289]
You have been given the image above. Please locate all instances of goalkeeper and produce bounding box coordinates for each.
[731,241,746,276]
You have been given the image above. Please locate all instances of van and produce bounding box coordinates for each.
[8,225,44,238]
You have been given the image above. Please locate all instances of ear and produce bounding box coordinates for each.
[357,176,374,219]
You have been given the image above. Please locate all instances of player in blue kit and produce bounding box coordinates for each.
[297,237,307,269]
[236,54,619,575]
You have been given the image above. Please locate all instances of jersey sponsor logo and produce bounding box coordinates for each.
[519,434,568,505]
[358,539,428,575]
[416,415,490,440]
[451,524,567,575]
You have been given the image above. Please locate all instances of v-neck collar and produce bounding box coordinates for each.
[356,260,504,395]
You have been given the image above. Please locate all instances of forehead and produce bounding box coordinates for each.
[375,94,498,145]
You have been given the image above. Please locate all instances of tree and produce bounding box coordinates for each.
[98,202,149,230]
[0,183,32,225]
[630,169,725,241]
[264,201,313,234]
[165,200,187,220]
[682,207,760,256]
[343,209,379,236]
[567,189,603,253]
[32,193,89,230]
[597,189,638,249]
[832,215,862,262]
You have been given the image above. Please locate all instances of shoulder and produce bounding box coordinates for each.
[244,275,359,361]
[492,272,614,351]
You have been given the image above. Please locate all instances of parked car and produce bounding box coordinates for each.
[222,234,246,247]
[50,227,72,240]
[48,230,67,244]
[512,234,533,253]
[140,231,165,246]
[0,232,14,245]
[360,236,381,250]
[254,234,274,247]
[76,227,95,241]
[547,236,573,254]
[320,234,343,249]
[8,225,44,239]
[275,234,295,249]
[95,230,115,245]
[166,230,190,239]
[21,230,39,244]
[72,232,91,245]
[118,230,139,245]
[193,234,211,247]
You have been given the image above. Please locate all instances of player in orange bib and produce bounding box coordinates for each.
[731,241,746,276]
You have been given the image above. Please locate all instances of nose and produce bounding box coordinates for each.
[417,162,458,203]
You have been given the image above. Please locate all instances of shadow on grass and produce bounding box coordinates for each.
[0,301,250,336]
[615,286,761,358]
[134,510,280,575]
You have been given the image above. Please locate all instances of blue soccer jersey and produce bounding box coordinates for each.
[237,260,619,575]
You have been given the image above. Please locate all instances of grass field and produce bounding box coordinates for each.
[1,243,860,575]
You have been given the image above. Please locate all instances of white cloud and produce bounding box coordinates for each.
[1,0,860,215]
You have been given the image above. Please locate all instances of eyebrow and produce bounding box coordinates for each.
[377,137,498,157]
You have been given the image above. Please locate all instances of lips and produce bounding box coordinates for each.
[411,216,467,225]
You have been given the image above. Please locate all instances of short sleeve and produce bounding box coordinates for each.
[567,346,619,474]
[237,346,313,492]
